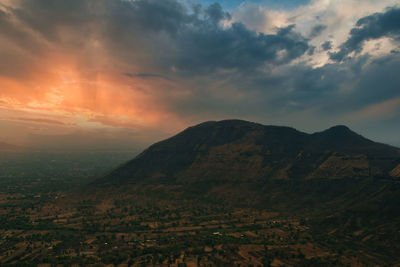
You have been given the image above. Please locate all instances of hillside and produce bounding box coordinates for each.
[1,120,400,266]
[99,120,400,186]
[80,120,400,265]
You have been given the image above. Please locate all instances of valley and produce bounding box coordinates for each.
[0,120,400,266]
[1,181,393,266]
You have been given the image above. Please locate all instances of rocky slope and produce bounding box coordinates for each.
[99,120,400,185]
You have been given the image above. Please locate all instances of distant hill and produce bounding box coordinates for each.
[98,120,400,186]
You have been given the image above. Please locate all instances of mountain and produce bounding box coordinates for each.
[78,120,400,265]
[98,120,400,186]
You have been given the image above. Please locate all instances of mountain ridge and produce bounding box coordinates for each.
[95,120,400,186]
[78,120,400,264]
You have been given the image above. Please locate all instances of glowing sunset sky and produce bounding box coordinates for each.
[1,0,400,150]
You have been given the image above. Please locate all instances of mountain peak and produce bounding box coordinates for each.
[190,119,263,129]
[324,125,352,133]
[313,125,360,139]
[97,120,400,186]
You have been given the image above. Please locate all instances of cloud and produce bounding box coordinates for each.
[0,0,400,148]
[321,41,332,51]
[163,50,400,138]
[309,24,326,38]
[1,117,67,126]
[124,73,174,82]
[330,6,400,61]
[1,0,313,75]
[205,3,231,23]
[231,3,291,34]
[350,96,400,121]
[171,23,310,75]
[0,0,311,115]
[231,0,399,67]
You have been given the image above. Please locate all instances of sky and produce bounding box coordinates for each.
[0,0,400,150]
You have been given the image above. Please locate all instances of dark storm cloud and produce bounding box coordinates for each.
[12,0,186,39]
[1,0,400,141]
[124,73,173,81]
[252,52,400,115]
[4,0,310,78]
[307,46,316,55]
[171,23,310,75]
[355,54,400,105]
[0,6,48,80]
[309,24,326,38]
[11,0,98,42]
[166,49,400,129]
[321,41,332,51]
[205,3,231,23]
[274,53,400,116]
[330,6,400,61]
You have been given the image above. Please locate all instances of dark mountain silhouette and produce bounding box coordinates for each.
[98,120,400,185]
[82,120,400,263]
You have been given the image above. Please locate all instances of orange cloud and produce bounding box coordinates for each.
[0,117,67,126]
[0,56,184,134]
[0,2,184,137]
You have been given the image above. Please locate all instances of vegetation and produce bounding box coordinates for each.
[1,121,400,266]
